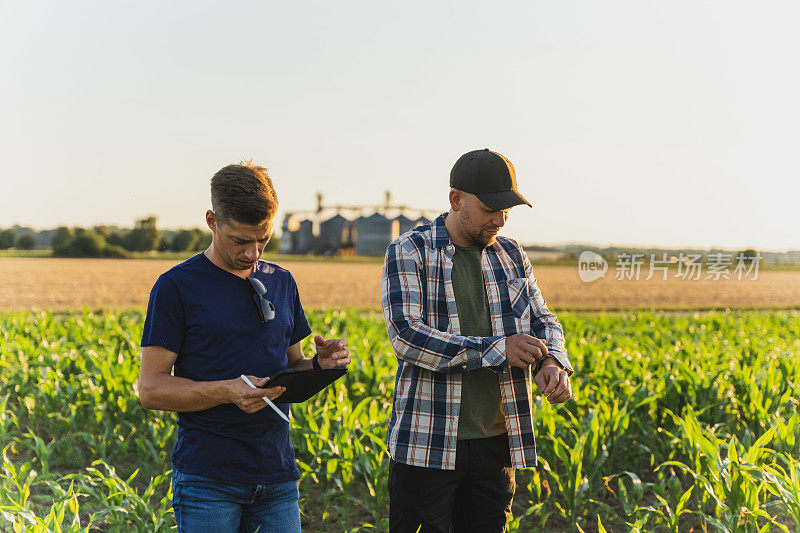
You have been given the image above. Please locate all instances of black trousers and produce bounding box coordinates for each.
[388,433,516,533]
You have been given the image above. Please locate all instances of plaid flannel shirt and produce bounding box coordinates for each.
[381,214,573,470]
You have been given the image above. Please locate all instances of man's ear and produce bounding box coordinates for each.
[448,189,463,212]
[205,210,217,232]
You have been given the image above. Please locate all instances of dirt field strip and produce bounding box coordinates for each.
[1,257,798,311]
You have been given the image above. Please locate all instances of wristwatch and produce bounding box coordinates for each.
[312,353,323,371]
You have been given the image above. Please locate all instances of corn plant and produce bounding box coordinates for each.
[761,453,800,531]
[1,309,798,532]
[660,413,788,532]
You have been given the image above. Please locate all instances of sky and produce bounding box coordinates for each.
[1,1,798,251]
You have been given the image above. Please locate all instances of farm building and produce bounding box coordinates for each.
[395,215,416,235]
[278,192,439,256]
[354,213,397,257]
[294,220,314,254]
[279,215,313,254]
[319,214,348,250]
[278,214,295,254]
[415,216,432,229]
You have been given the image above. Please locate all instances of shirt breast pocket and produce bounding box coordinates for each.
[505,278,531,322]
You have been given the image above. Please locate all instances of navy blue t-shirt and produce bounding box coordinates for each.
[140,252,312,485]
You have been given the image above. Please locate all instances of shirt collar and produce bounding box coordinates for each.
[431,213,451,249]
[431,212,501,254]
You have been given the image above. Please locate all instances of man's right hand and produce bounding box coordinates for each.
[505,334,548,369]
[228,376,286,414]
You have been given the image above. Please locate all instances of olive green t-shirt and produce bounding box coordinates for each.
[452,244,506,440]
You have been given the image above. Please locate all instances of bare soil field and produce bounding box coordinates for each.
[1,257,798,311]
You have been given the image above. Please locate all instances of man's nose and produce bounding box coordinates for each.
[244,242,259,260]
[493,211,507,228]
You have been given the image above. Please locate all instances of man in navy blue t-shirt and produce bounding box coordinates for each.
[138,162,350,533]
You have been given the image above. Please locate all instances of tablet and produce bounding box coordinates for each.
[264,367,348,403]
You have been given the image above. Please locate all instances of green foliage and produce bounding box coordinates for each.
[58,229,107,257]
[101,244,130,259]
[50,227,73,250]
[169,229,212,252]
[0,229,15,250]
[123,217,161,252]
[105,231,125,248]
[90,227,127,249]
[14,235,35,250]
[194,230,212,251]
[169,229,195,252]
[0,310,797,532]
[52,228,132,259]
[265,235,279,253]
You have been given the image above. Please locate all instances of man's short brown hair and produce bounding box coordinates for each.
[210,161,278,225]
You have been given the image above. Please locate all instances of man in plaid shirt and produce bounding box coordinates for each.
[382,149,574,532]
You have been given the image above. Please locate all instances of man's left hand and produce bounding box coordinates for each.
[534,358,572,404]
[314,335,351,368]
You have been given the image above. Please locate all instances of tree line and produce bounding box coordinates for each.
[0,230,36,250]
[0,217,225,258]
[50,217,217,258]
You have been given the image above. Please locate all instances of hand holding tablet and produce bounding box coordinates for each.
[263,367,348,403]
[240,374,290,422]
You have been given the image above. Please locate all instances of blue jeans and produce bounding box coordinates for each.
[171,469,301,533]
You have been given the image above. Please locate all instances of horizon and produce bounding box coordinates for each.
[3,219,797,254]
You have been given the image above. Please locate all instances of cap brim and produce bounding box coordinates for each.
[475,190,532,210]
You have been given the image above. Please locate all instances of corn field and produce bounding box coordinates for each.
[0,309,798,532]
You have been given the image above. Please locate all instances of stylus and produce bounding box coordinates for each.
[240,374,291,423]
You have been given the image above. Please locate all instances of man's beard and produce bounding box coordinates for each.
[465,226,498,248]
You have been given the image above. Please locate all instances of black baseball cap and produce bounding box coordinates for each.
[449,149,532,210]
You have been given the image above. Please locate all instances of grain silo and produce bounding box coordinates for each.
[319,214,347,250]
[293,219,313,254]
[395,214,416,235]
[355,213,394,256]
[279,214,297,254]
[294,219,314,254]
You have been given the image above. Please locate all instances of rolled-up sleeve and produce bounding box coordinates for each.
[382,239,506,373]
[523,252,574,375]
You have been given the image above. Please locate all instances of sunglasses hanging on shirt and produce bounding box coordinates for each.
[248,276,275,324]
